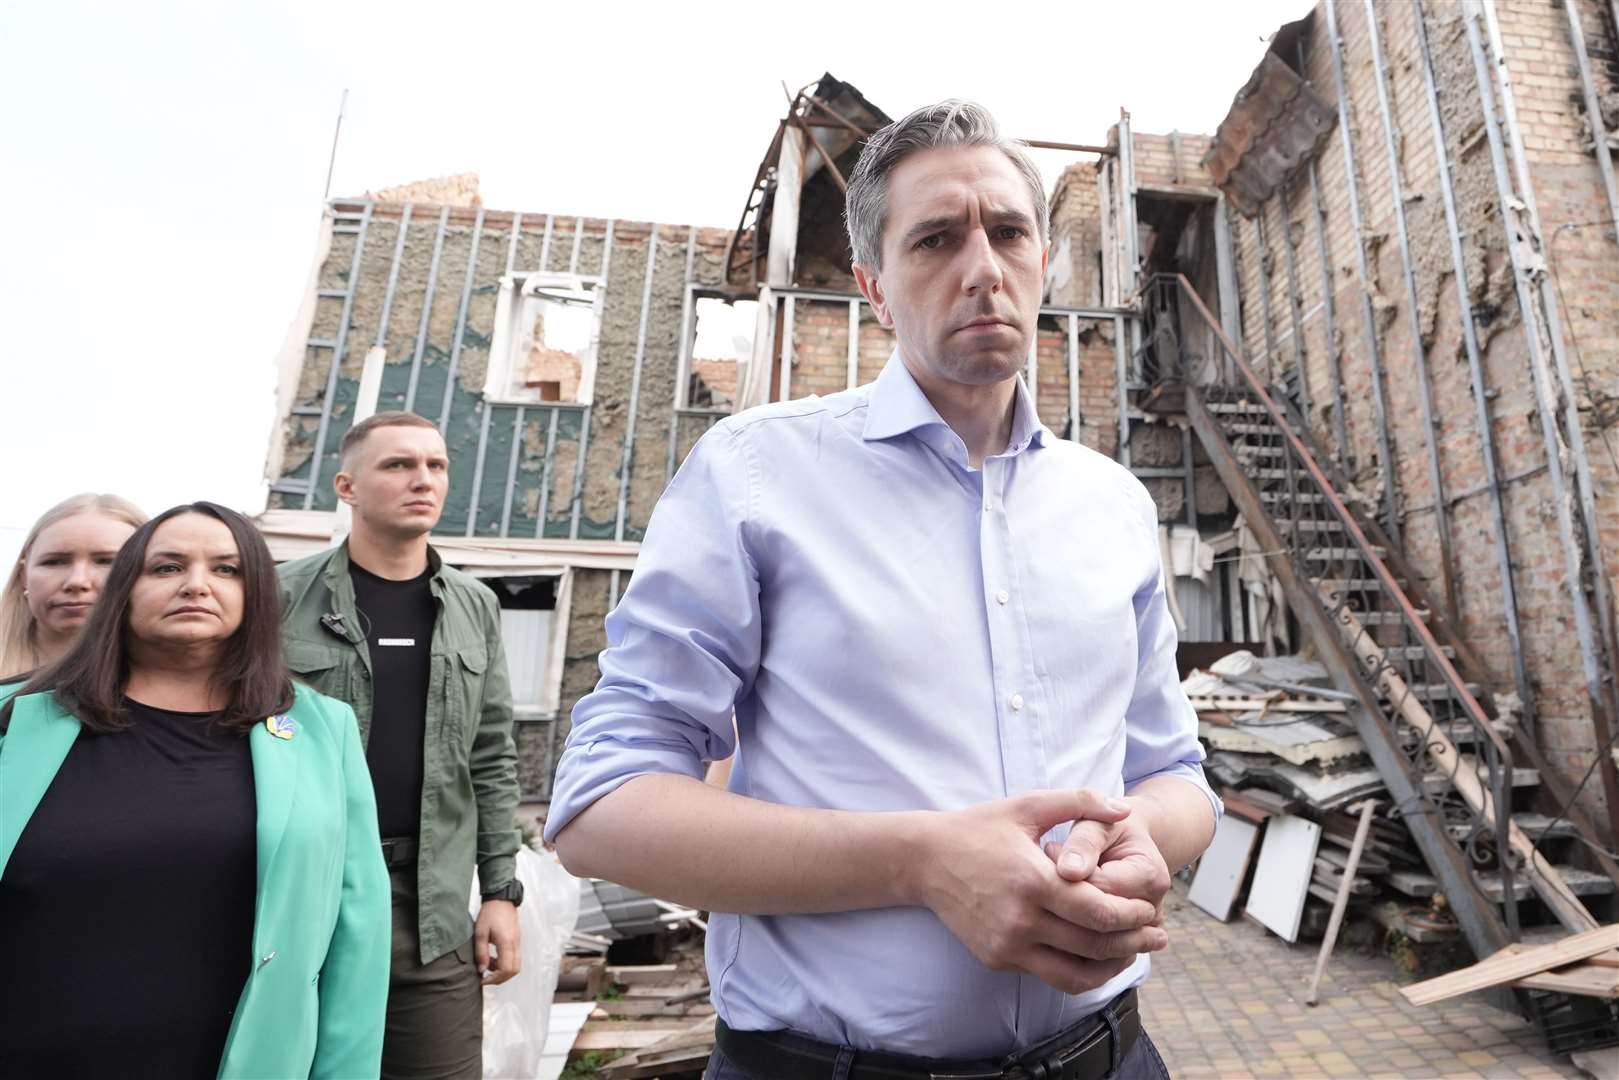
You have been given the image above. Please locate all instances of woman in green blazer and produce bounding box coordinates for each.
[0,502,390,1079]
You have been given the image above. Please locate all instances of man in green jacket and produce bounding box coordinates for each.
[278,410,523,1080]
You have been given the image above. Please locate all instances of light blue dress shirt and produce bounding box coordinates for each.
[546,352,1219,1059]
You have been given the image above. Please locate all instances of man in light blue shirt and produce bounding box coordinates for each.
[547,100,1218,1080]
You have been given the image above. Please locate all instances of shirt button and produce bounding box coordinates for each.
[996,589,1009,606]
[983,501,993,512]
[1010,693,1024,712]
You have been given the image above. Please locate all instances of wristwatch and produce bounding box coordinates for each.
[482,879,525,907]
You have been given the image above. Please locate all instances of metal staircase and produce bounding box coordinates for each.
[1141,274,1607,963]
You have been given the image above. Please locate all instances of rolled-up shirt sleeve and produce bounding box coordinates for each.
[1120,481,1223,821]
[543,424,761,842]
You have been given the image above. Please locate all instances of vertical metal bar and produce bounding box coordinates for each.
[539,214,555,273]
[466,402,494,536]
[1466,0,1619,831]
[1253,211,1278,380]
[569,220,615,539]
[567,216,584,274]
[374,203,412,350]
[1365,0,1459,624]
[1325,0,1401,543]
[846,300,860,390]
[535,408,559,538]
[1306,158,1350,461]
[667,228,700,483]
[1183,425,1198,530]
[404,206,450,413]
[779,295,796,402]
[1213,195,1243,382]
[504,212,523,275]
[499,406,525,537]
[616,226,661,542]
[1067,313,1080,442]
[1414,0,1533,733]
[305,203,372,509]
[1119,111,1140,297]
[1276,183,1311,423]
[1114,314,1130,467]
[438,206,486,432]
[1563,0,1619,257]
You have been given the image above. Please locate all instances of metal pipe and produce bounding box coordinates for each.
[1325,0,1401,543]
[567,216,584,275]
[1276,183,1311,424]
[1366,0,1460,624]
[667,229,700,484]
[1183,426,1198,530]
[779,295,796,402]
[1467,0,1619,835]
[1563,0,1619,257]
[1020,139,1115,155]
[1213,195,1243,384]
[1067,314,1080,442]
[1253,211,1279,380]
[500,406,525,537]
[569,219,615,539]
[438,206,485,433]
[465,403,494,536]
[616,227,662,542]
[535,407,560,538]
[1118,111,1140,297]
[1114,314,1130,466]
[404,206,450,413]
[305,203,372,509]
[1413,0,1534,736]
[1305,159,1350,463]
[539,214,554,273]
[505,212,523,275]
[374,203,412,351]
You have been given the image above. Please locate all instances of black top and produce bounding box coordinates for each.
[351,560,436,839]
[0,698,257,1078]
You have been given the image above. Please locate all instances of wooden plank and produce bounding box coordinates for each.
[608,964,681,985]
[1307,799,1376,1004]
[1245,814,1321,943]
[1189,696,1345,713]
[1495,945,1619,998]
[1325,596,1599,934]
[1400,924,1619,1006]
[1189,815,1261,921]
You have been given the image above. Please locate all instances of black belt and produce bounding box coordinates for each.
[380,837,418,869]
[716,988,1139,1080]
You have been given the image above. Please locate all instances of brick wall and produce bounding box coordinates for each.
[1216,0,1619,815]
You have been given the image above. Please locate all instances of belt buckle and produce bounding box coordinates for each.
[381,839,399,862]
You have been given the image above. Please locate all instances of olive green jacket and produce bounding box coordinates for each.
[277,542,520,964]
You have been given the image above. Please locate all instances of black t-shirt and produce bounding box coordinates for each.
[0,698,256,1078]
[350,560,436,840]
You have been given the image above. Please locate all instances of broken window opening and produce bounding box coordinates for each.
[483,272,603,406]
[683,294,757,411]
[491,575,560,719]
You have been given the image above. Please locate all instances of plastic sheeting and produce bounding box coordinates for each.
[469,846,581,1080]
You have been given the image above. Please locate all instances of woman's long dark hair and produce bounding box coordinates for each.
[2,502,293,735]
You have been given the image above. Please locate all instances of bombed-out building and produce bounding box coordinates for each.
[264,2,1619,991]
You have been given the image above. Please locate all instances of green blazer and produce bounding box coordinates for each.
[0,682,391,1079]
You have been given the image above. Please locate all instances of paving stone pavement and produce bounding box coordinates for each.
[1139,886,1584,1079]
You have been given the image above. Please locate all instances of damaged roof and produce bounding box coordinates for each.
[1202,13,1336,218]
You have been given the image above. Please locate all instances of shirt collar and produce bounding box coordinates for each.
[863,350,1048,456]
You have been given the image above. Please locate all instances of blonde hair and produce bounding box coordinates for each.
[0,493,147,679]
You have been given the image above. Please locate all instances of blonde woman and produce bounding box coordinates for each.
[0,493,146,684]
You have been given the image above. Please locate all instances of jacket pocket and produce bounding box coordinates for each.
[451,646,488,749]
[286,641,350,703]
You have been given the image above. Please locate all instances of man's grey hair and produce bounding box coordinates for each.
[844,99,1049,271]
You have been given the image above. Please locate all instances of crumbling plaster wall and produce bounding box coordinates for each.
[1223,0,1619,809]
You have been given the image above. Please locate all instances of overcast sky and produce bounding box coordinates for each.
[0,0,1308,560]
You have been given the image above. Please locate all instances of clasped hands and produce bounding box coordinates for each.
[918,789,1171,995]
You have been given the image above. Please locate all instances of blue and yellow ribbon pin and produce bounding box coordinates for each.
[265,714,298,740]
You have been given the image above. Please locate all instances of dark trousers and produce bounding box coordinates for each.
[380,867,483,1080]
[703,1027,1171,1080]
